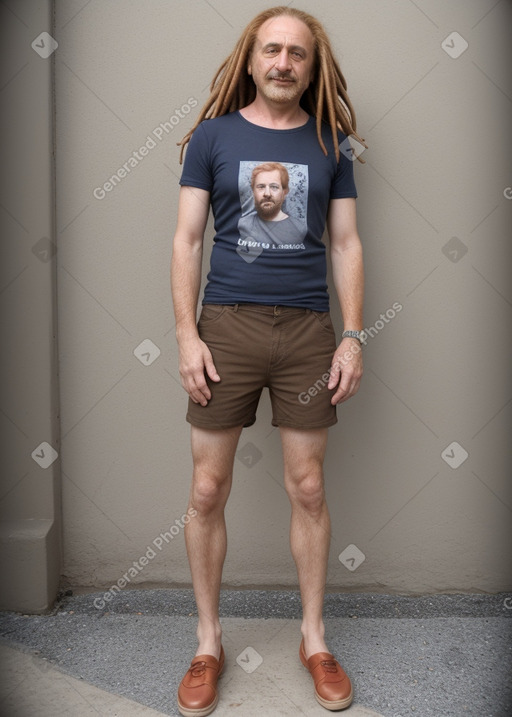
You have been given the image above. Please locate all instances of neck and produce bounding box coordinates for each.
[271,209,288,221]
[240,95,309,129]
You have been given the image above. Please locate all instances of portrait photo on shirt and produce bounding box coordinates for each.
[237,160,308,254]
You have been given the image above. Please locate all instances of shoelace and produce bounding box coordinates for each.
[320,659,339,673]
[190,661,208,677]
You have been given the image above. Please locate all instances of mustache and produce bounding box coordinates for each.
[266,72,295,81]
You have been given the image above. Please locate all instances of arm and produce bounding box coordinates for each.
[326,197,364,404]
[170,186,219,406]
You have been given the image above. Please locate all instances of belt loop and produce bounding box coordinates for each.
[233,303,239,312]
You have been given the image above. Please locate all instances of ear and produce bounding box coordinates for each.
[247,62,252,76]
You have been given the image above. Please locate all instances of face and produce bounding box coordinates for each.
[248,15,315,106]
[252,169,288,219]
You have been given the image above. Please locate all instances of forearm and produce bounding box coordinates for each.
[330,237,364,331]
[171,237,203,341]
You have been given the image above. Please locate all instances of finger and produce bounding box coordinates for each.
[192,375,212,406]
[182,370,212,406]
[204,354,221,383]
[331,370,352,404]
[327,360,341,389]
[189,388,209,407]
[333,374,362,404]
[332,388,347,405]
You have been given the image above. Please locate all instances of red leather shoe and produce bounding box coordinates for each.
[177,646,225,717]
[299,639,353,711]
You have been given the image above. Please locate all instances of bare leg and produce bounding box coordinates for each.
[280,426,331,658]
[185,425,243,658]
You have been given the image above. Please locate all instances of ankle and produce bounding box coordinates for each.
[301,623,328,657]
[196,623,222,658]
[301,621,325,639]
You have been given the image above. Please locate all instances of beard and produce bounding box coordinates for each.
[256,199,280,220]
[260,72,305,104]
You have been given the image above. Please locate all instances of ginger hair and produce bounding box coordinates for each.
[251,162,289,190]
[177,6,366,163]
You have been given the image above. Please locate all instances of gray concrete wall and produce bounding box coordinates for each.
[55,0,512,594]
[0,0,61,612]
[3,0,510,608]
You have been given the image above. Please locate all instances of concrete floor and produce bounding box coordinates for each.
[0,589,511,716]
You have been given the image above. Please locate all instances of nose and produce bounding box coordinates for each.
[274,48,292,73]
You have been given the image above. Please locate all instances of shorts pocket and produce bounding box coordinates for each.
[198,304,228,325]
[311,311,335,335]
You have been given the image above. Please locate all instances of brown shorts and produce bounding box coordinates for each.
[186,303,338,430]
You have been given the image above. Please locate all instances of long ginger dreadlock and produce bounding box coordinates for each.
[177,6,366,164]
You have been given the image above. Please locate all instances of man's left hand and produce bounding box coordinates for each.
[328,337,363,404]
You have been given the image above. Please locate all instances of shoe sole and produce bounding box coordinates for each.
[314,687,354,711]
[177,693,219,717]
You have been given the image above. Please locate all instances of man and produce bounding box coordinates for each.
[238,162,305,248]
[171,6,365,715]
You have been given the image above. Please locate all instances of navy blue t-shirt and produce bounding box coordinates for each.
[179,111,357,311]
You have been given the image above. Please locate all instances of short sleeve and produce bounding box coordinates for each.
[179,123,213,191]
[330,133,358,199]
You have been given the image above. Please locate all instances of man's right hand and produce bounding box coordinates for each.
[178,334,220,406]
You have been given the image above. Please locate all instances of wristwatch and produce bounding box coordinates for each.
[342,330,364,344]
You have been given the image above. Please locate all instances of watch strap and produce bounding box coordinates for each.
[342,330,363,344]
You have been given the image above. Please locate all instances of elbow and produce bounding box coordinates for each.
[330,233,363,258]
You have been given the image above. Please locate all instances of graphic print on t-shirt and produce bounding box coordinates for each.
[236,161,308,263]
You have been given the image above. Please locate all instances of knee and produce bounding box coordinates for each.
[190,471,231,515]
[288,467,325,515]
